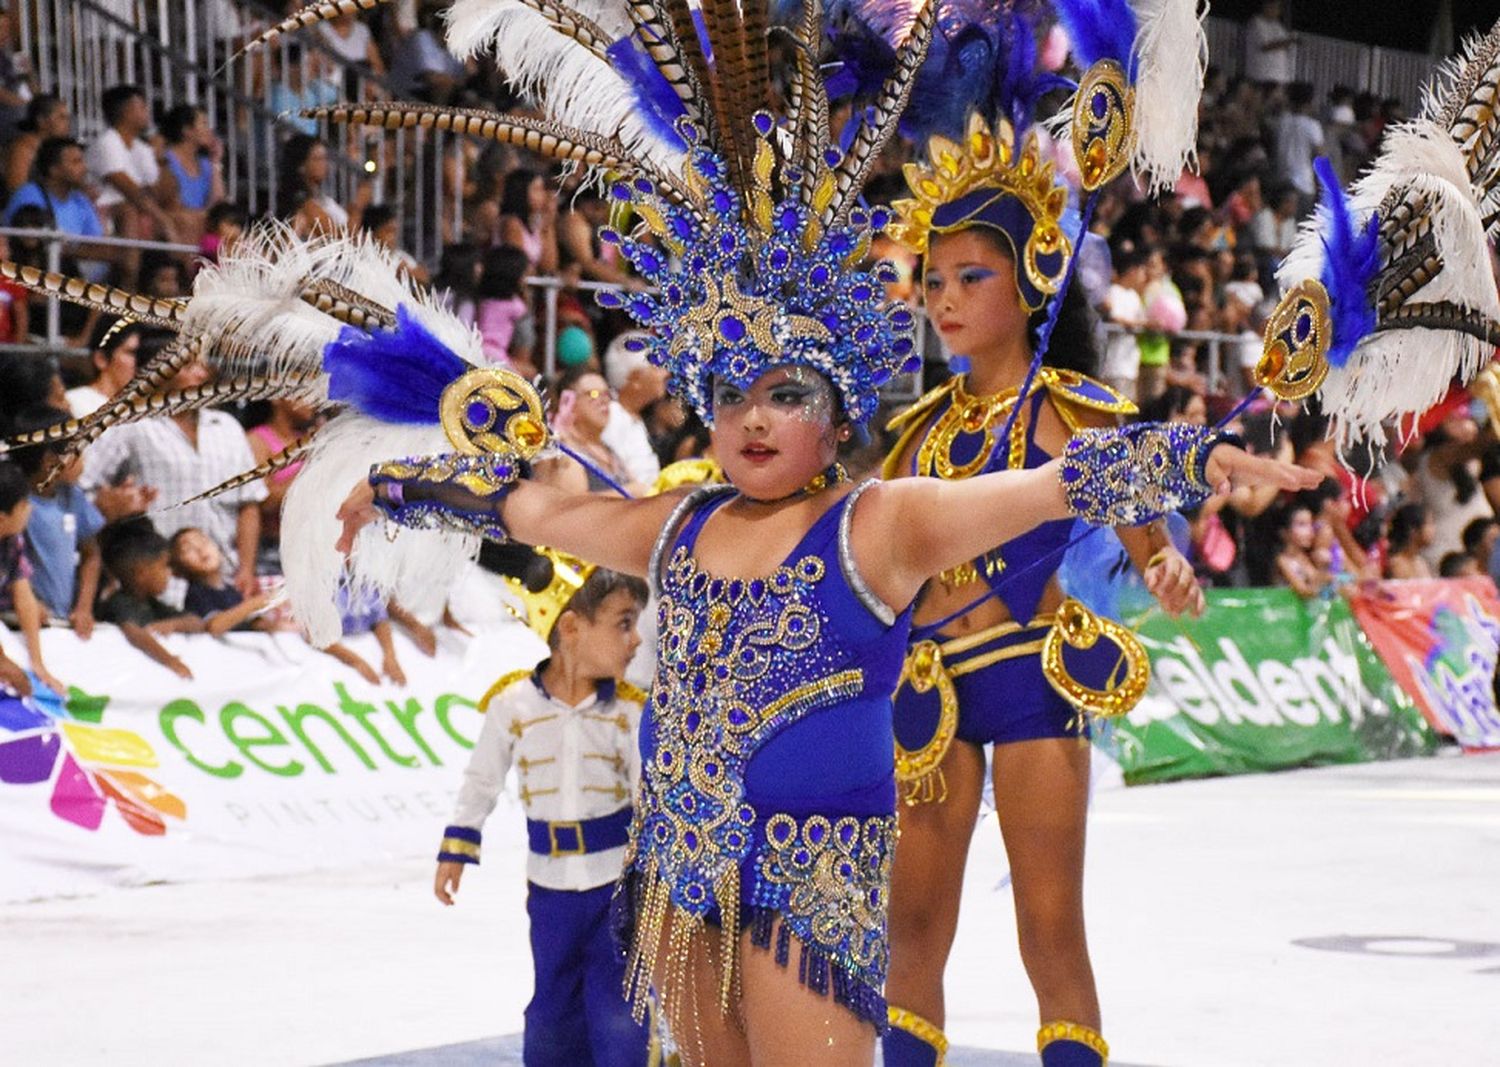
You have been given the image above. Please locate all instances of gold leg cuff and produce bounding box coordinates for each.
[1038,1020,1109,1062]
[888,1006,950,1059]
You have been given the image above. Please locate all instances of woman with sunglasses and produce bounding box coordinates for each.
[536,365,645,497]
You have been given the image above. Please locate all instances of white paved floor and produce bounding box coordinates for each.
[3,752,1497,1066]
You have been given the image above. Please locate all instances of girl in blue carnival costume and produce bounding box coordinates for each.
[867,1,1215,1062]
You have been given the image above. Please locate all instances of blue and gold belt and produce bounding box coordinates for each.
[526,805,633,857]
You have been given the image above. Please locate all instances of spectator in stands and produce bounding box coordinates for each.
[169,527,277,635]
[199,200,247,263]
[0,459,66,693]
[537,365,641,495]
[138,252,188,299]
[1244,0,1295,89]
[1101,243,1150,402]
[278,133,367,235]
[316,9,387,93]
[246,397,317,563]
[0,5,31,140]
[1249,184,1300,282]
[498,168,559,275]
[387,1,468,103]
[434,241,483,327]
[66,319,142,418]
[1141,386,1207,428]
[1139,247,1186,404]
[559,189,637,287]
[361,203,429,284]
[9,407,104,638]
[1410,414,1494,567]
[1274,501,1333,599]
[1462,517,1499,576]
[0,233,25,342]
[1439,551,1480,579]
[1218,172,1264,234]
[476,244,535,370]
[87,85,176,251]
[1275,82,1324,207]
[96,521,204,679]
[601,331,666,487]
[1385,503,1435,579]
[158,104,225,244]
[4,94,70,196]
[3,137,106,245]
[0,349,66,417]
[268,44,341,138]
[81,337,268,596]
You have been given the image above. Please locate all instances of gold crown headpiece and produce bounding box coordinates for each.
[504,547,598,644]
[888,113,1072,312]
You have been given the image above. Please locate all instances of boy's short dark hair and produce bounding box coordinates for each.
[0,459,28,513]
[548,567,648,650]
[35,136,81,180]
[1438,551,1474,579]
[5,406,68,478]
[1461,516,1496,556]
[99,520,170,584]
[101,84,145,127]
[206,201,248,231]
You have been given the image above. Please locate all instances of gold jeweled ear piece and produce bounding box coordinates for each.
[1255,279,1333,402]
[438,367,551,458]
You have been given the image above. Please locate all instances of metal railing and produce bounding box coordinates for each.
[17,0,462,265]
[1206,15,1433,108]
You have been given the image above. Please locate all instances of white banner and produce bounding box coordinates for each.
[0,619,549,903]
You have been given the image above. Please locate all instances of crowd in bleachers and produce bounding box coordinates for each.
[1,0,1499,687]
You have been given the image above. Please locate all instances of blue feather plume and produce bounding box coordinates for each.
[607,36,691,150]
[1312,156,1379,368]
[1051,0,1139,80]
[323,304,470,424]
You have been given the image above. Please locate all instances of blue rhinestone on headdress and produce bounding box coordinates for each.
[594,114,919,426]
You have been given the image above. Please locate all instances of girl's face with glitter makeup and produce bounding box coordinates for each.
[924,228,1031,363]
[711,366,843,499]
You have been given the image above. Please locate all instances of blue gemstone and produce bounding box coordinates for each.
[893,338,913,355]
[749,578,766,599]
[634,177,654,194]
[596,290,622,308]
[851,284,872,302]
[671,216,694,239]
[1295,313,1311,342]
[855,325,874,342]
[637,251,661,273]
[873,367,892,385]
[808,823,825,843]
[719,316,746,342]
[690,254,707,271]
[770,248,791,270]
[823,148,841,167]
[870,207,890,228]
[720,232,737,254]
[465,400,489,426]
[829,233,853,254]
[629,298,654,318]
[752,111,774,136]
[1093,90,1109,119]
[810,265,830,285]
[713,190,734,214]
[600,228,620,244]
[891,309,913,327]
[611,182,632,200]
[778,207,799,232]
[624,337,646,352]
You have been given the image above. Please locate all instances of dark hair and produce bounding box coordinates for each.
[277,134,325,215]
[206,200,248,231]
[1179,206,1213,238]
[1113,244,1151,275]
[19,94,64,133]
[134,329,178,369]
[477,244,530,301]
[361,203,398,235]
[91,317,148,361]
[101,85,145,127]
[435,242,483,298]
[549,566,648,650]
[34,136,81,180]
[1438,552,1473,579]
[1387,502,1429,553]
[1462,516,1496,556]
[5,406,68,478]
[100,521,171,584]
[140,251,186,293]
[159,104,203,145]
[0,352,61,421]
[1140,385,1201,423]
[0,459,28,512]
[500,168,540,219]
[1287,82,1316,109]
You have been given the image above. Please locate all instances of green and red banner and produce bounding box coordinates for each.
[1347,577,1500,751]
[1114,588,1437,785]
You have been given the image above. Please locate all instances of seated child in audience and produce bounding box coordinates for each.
[97,522,205,679]
[169,527,277,637]
[9,408,104,639]
[1274,502,1334,599]
[0,460,65,695]
[1438,551,1481,579]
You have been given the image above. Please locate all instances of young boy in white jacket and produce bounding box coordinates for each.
[435,553,651,1067]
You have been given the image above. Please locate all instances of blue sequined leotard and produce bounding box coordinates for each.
[618,481,912,1030]
[881,370,1140,800]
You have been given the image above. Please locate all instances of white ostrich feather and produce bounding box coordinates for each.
[282,416,481,647]
[443,0,686,176]
[1277,120,1500,446]
[1128,0,1207,194]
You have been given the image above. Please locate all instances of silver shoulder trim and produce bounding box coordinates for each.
[838,479,898,627]
[648,485,736,596]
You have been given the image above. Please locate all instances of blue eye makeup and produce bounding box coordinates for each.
[959,267,998,285]
[713,384,746,407]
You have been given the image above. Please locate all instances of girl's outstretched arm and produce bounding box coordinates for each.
[336,475,689,579]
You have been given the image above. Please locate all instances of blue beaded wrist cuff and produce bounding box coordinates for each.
[370,450,527,542]
[1059,423,1234,527]
[437,825,481,865]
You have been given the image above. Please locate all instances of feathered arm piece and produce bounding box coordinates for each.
[1051,0,1206,193]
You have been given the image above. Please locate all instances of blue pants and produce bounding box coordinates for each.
[524,882,650,1067]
